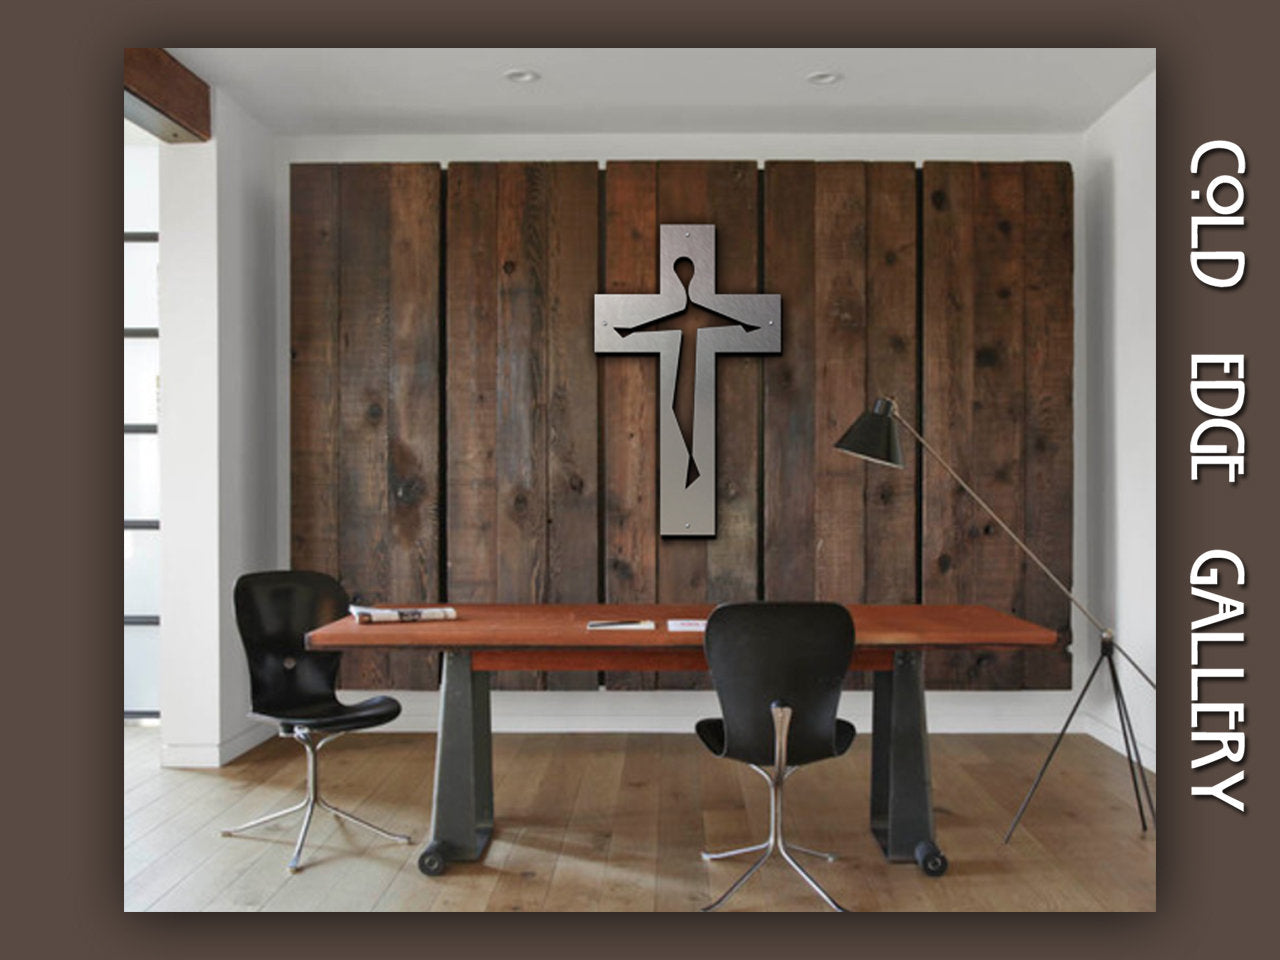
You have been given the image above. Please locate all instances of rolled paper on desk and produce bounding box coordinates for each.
[350,605,458,624]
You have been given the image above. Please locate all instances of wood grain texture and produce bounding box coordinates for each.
[923,163,1073,689]
[291,158,1073,695]
[126,725,1154,913]
[813,163,869,608]
[1022,163,1074,688]
[445,163,499,610]
[601,163,660,690]
[863,163,919,607]
[290,165,341,577]
[970,163,1027,688]
[386,164,442,688]
[763,162,817,602]
[544,163,600,690]
[448,163,603,691]
[309,603,1057,651]
[123,48,211,141]
[764,163,917,690]
[337,164,393,688]
[494,164,549,690]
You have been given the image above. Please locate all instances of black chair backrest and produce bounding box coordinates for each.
[704,602,855,767]
[233,571,349,715]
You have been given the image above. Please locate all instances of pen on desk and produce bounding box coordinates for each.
[588,620,643,627]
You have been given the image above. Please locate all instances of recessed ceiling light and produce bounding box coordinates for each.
[504,68,541,84]
[806,71,844,86]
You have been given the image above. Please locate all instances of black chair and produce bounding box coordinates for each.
[696,602,856,912]
[221,570,411,872]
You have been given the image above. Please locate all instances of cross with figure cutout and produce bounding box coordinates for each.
[595,224,781,536]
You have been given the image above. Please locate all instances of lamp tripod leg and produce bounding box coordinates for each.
[1003,650,1106,844]
[1110,656,1156,823]
[1106,649,1148,833]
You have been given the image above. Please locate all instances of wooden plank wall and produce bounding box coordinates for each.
[763,162,919,689]
[292,163,442,689]
[922,162,1073,688]
[291,160,1073,693]
[446,163,600,691]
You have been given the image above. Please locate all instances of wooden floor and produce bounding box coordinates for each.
[123,724,1155,912]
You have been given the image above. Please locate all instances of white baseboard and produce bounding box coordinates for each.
[1078,710,1157,773]
[161,723,272,768]
[345,688,1093,736]
[177,691,1153,772]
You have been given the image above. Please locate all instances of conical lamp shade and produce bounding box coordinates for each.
[834,397,904,468]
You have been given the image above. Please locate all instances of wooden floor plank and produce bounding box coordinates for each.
[125,726,1155,912]
[540,733,629,911]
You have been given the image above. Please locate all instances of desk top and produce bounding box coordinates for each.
[307,603,1057,651]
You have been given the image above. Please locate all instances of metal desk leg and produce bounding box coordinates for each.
[869,650,948,876]
[418,651,493,876]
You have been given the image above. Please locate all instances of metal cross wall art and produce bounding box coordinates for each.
[595,224,781,536]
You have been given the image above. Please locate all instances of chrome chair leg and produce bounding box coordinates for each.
[318,798,412,843]
[785,843,838,863]
[701,706,850,912]
[779,842,846,912]
[221,796,308,836]
[701,840,770,861]
[221,728,410,873]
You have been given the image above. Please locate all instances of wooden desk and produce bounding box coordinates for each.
[309,603,1055,878]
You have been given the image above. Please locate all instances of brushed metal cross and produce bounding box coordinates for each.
[595,224,781,535]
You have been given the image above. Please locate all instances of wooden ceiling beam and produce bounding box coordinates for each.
[124,48,211,143]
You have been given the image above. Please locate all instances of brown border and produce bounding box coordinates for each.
[19,1,1278,956]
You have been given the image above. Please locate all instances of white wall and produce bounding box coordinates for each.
[159,90,280,767]
[1078,73,1157,764]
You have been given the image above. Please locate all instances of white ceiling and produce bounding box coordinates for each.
[168,48,1155,136]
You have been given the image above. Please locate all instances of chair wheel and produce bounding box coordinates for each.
[418,846,447,876]
[914,840,948,877]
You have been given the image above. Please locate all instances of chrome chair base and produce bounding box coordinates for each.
[701,707,850,912]
[221,728,411,873]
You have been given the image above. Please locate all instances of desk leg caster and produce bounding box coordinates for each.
[418,844,447,877]
[914,840,948,877]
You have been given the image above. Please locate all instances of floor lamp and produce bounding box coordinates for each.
[835,397,1156,841]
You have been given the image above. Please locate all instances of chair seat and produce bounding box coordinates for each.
[255,695,401,734]
[696,716,856,767]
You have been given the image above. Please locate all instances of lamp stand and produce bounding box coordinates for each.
[837,397,1158,844]
[1003,634,1156,843]
[838,398,1158,845]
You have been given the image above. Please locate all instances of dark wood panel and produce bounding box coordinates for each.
[493,164,549,690]
[764,162,914,690]
[291,157,1073,695]
[923,162,1073,689]
[863,163,919,607]
[1022,163,1074,688]
[290,165,341,578]
[386,164,442,688]
[763,162,818,601]
[544,163,602,690]
[970,163,1028,688]
[922,162,979,688]
[445,163,500,613]
[124,48,211,142]
[337,165,392,688]
[813,163,869,607]
[601,163,660,690]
